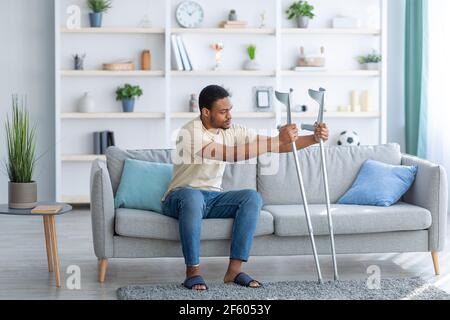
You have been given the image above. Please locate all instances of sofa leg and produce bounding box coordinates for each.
[99,258,108,283]
[431,251,440,276]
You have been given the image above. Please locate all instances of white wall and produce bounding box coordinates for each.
[0,0,406,203]
[0,0,55,203]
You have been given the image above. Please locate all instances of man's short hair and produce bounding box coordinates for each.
[198,85,230,112]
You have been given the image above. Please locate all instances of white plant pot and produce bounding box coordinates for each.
[78,92,95,113]
[364,63,381,71]
[243,59,260,71]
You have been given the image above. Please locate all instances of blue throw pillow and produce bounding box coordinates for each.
[114,159,173,213]
[337,160,418,207]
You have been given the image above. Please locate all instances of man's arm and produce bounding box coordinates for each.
[200,124,298,162]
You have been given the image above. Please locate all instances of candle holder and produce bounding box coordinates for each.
[211,43,224,71]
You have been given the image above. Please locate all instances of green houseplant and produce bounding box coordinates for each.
[4,95,38,209]
[358,51,382,70]
[87,0,113,28]
[243,45,260,71]
[286,1,315,28]
[116,84,143,112]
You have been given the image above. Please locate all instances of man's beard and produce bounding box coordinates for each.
[209,114,230,130]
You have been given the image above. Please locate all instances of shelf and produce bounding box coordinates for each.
[282,28,381,35]
[171,112,276,119]
[281,70,380,77]
[61,195,90,204]
[171,28,275,35]
[62,154,106,162]
[171,70,276,77]
[61,112,165,119]
[282,112,380,119]
[61,70,164,77]
[61,27,165,34]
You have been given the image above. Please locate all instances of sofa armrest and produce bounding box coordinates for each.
[402,154,448,251]
[90,159,115,258]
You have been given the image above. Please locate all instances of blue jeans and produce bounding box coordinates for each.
[161,188,263,266]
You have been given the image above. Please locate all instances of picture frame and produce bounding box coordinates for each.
[253,86,274,112]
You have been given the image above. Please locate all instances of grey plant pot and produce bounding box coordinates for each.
[122,99,135,112]
[89,12,103,28]
[296,16,309,28]
[8,181,37,209]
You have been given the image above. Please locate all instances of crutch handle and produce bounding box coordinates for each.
[301,124,315,132]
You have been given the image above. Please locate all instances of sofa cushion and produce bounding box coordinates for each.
[114,159,174,213]
[106,147,256,196]
[115,209,274,240]
[107,147,173,195]
[337,160,418,207]
[263,202,432,237]
[257,144,402,205]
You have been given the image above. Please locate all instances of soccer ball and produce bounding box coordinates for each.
[337,130,361,146]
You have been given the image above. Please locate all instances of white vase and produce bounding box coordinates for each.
[364,63,381,71]
[78,92,95,113]
[243,59,260,71]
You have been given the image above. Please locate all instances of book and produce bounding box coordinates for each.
[292,66,327,71]
[222,20,247,25]
[107,131,115,147]
[31,205,63,214]
[93,132,101,155]
[220,21,247,28]
[177,35,193,71]
[171,34,184,71]
[176,35,192,71]
[100,131,108,154]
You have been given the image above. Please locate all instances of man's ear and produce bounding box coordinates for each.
[201,108,209,118]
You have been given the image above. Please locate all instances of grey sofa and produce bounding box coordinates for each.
[90,143,448,282]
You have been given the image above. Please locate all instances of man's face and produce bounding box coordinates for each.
[203,97,233,130]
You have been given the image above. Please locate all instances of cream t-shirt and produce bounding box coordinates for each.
[163,116,257,200]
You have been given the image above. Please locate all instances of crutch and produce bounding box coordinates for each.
[275,89,323,284]
[303,88,339,281]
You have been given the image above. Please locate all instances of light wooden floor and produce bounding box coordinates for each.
[0,206,449,300]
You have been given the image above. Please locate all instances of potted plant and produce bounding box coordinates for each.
[4,95,38,209]
[243,45,260,71]
[286,1,315,28]
[116,84,143,112]
[87,0,112,28]
[358,51,382,70]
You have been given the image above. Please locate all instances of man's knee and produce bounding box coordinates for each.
[240,189,263,208]
[175,188,205,214]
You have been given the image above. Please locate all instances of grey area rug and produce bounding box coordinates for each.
[117,277,450,300]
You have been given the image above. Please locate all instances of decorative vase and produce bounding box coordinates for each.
[78,92,95,113]
[8,181,37,209]
[141,50,151,70]
[296,16,309,28]
[122,99,135,112]
[364,62,381,71]
[243,59,260,71]
[89,12,103,28]
[189,94,198,112]
[73,54,86,70]
[228,10,237,21]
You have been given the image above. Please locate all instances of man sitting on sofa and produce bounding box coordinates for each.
[161,85,329,290]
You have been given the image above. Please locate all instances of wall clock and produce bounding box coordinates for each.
[176,1,204,28]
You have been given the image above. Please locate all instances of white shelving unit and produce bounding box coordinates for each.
[55,0,388,204]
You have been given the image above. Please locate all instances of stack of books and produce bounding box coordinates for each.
[220,20,247,28]
[31,205,64,214]
[93,131,115,155]
[171,34,193,71]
